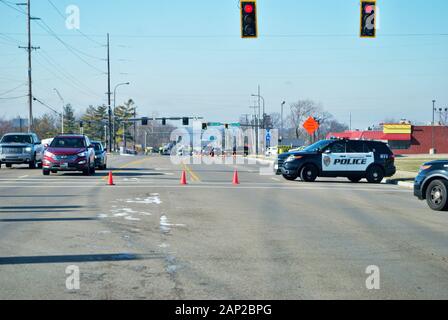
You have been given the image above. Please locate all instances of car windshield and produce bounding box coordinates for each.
[1,135,32,144]
[303,140,332,152]
[92,143,102,151]
[50,137,85,148]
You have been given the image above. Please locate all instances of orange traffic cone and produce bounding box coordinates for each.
[232,169,240,185]
[180,170,187,185]
[107,171,115,185]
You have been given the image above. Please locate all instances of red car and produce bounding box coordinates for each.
[42,135,96,176]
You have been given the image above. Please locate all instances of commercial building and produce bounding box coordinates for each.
[327,124,448,155]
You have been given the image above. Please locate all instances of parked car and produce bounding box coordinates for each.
[91,141,107,170]
[42,135,96,176]
[265,147,278,157]
[0,132,43,169]
[414,160,448,211]
[280,138,396,183]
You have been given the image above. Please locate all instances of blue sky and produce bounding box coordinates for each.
[1,0,447,129]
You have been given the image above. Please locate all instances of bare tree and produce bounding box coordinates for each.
[268,112,281,129]
[287,100,321,140]
[0,117,13,137]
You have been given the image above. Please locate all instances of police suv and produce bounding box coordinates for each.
[278,139,396,183]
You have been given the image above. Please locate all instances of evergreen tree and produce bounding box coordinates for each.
[63,104,78,134]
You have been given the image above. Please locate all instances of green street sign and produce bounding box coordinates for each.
[207,122,223,126]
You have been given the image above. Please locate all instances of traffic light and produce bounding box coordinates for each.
[360,1,376,38]
[162,118,166,126]
[79,121,83,128]
[202,123,207,130]
[224,124,229,129]
[182,117,189,126]
[241,1,257,38]
[142,117,148,126]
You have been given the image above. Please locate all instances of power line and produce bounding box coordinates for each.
[46,0,105,47]
[0,83,27,96]
[0,95,28,100]
[32,96,61,115]
[35,50,104,99]
[35,19,106,70]
[0,0,26,15]
[2,31,448,39]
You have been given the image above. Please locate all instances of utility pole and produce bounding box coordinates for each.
[133,107,137,151]
[349,112,352,131]
[53,88,64,134]
[107,33,112,152]
[432,100,436,153]
[113,82,130,151]
[18,0,39,132]
[281,101,286,143]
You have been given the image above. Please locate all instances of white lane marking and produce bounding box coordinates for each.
[18,175,29,179]
[271,177,280,182]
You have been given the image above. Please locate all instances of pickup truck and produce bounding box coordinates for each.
[0,133,44,169]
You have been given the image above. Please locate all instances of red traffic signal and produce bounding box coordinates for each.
[360,1,376,38]
[244,4,254,14]
[241,1,257,38]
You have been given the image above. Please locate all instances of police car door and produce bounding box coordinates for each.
[345,140,374,172]
[323,140,373,173]
[321,141,347,173]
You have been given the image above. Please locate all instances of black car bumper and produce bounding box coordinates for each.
[281,162,300,176]
[414,173,425,200]
[94,158,105,167]
[385,165,397,178]
[0,155,34,164]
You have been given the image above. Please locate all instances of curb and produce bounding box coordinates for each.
[383,179,414,189]
[246,157,275,165]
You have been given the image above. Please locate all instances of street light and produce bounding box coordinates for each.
[251,94,265,126]
[53,88,64,134]
[432,100,436,153]
[113,82,130,151]
[281,101,286,142]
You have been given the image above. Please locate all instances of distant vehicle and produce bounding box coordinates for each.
[91,141,107,170]
[414,160,448,211]
[42,135,96,176]
[161,142,175,156]
[265,147,278,157]
[0,132,43,169]
[125,149,138,155]
[279,138,396,183]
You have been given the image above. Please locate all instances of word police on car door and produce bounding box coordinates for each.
[321,140,374,172]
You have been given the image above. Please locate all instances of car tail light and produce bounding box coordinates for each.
[420,165,432,171]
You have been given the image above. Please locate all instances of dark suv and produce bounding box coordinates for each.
[414,160,448,211]
[42,135,96,176]
[279,139,396,183]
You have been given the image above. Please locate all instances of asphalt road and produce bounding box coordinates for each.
[0,154,447,299]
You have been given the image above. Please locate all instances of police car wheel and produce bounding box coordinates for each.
[366,165,384,184]
[426,179,448,211]
[300,164,318,182]
[282,174,298,181]
[348,177,362,183]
